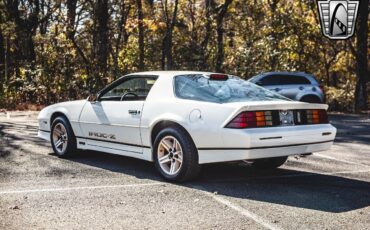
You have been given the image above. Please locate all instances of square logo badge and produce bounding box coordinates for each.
[317,0,359,39]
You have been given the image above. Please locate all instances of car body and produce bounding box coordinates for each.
[38,71,336,181]
[248,72,325,103]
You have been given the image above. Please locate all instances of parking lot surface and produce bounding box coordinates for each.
[0,112,369,229]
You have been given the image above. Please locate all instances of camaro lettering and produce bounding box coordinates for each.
[89,132,116,140]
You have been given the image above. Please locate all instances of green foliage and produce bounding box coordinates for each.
[326,84,355,112]
[0,0,367,111]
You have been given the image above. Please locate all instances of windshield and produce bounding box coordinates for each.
[174,74,291,103]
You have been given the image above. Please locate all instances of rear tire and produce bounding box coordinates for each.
[153,126,201,182]
[251,156,288,170]
[50,116,77,158]
[300,96,322,103]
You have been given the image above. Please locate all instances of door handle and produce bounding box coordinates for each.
[128,110,140,115]
[299,86,304,90]
[274,88,281,92]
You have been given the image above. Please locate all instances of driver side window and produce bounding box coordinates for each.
[100,77,157,101]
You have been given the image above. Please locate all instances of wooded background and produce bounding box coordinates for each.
[0,0,369,111]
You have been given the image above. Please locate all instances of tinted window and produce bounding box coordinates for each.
[260,75,311,85]
[100,77,157,101]
[284,76,311,84]
[174,74,290,103]
[260,76,282,85]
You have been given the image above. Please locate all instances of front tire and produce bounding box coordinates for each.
[51,116,77,158]
[251,156,288,170]
[153,126,201,182]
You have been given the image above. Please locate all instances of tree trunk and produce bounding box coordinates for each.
[268,0,279,70]
[162,0,178,70]
[136,0,145,71]
[113,2,131,77]
[0,25,4,95]
[4,0,40,90]
[354,0,368,111]
[91,0,109,91]
[16,27,37,64]
[66,0,77,40]
[66,0,90,77]
[200,0,212,69]
[215,0,232,73]
[64,0,78,98]
[5,0,38,64]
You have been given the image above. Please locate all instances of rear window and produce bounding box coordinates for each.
[174,74,290,103]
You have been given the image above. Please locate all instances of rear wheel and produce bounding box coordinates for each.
[300,95,322,103]
[153,126,200,181]
[251,156,288,170]
[51,116,77,158]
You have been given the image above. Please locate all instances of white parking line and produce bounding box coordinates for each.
[0,182,163,195]
[207,169,370,183]
[325,168,370,175]
[194,185,282,230]
[194,169,370,229]
[314,153,370,167]
[262,168,370,179]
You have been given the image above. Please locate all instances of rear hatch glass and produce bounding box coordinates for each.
[174,74,291,103]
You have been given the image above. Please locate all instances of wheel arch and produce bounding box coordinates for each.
[150,120,195,148]
[50,111,69,127]
[49,111,75,136]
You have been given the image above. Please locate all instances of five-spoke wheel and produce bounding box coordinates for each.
[51,116,77,157]
[157,136,183,175]
[52,123,68,155]
[153,126,200,181]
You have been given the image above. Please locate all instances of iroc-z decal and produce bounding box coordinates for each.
[89,132,116,140]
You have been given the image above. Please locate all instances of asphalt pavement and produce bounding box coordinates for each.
[0,111,369,229]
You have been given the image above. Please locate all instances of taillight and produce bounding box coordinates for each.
[209,74,228,81]
[319,85,325,94]
[226,109,328,129]
[226,111,274,129]
[306,109,328,124]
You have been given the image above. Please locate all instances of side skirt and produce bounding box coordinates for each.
[76,137,153,162]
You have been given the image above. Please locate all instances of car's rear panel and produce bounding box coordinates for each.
[197,101,336,164]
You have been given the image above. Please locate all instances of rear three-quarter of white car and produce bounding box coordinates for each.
[141,99,336,165]
[38,71,336,182]
[140,73,336,165]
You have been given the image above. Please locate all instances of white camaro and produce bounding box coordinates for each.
[38,71,336,181]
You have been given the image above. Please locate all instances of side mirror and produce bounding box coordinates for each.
[87,94,98,102]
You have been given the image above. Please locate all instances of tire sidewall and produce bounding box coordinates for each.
[153,127,194,181]
[50,117,76,157]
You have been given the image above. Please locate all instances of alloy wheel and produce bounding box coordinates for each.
[157,136,183,175]
[52,123,68,154]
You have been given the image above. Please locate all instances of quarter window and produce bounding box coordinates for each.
[100,77,157,101]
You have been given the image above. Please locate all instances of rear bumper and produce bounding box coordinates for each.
[198,140,333,164]
[198,124,336,164]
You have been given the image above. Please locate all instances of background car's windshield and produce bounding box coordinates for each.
[174,74,291,103]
